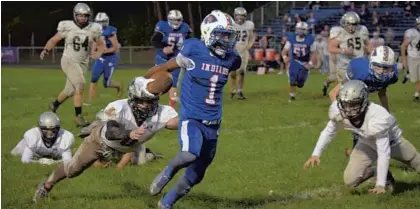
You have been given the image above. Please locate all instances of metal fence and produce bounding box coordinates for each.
[2,46,159,66]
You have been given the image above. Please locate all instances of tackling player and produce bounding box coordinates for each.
[401,17,420,102]
[88,12,123,103]
[322,12,372,98]
[230,7,255,100]
[11,112,74,165]
[32,77,179,202]
[304,80,420,194]
[40,3,105,127]
[151,9,191,108]
[330,46,399,155]
[144,10,241,208]
[281,21,316,101]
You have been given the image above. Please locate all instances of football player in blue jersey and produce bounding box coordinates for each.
[282,21,316,101]
[88,12,123,104]
[331,46,399,155]
[151,9,191,109]
[144,10,241,209]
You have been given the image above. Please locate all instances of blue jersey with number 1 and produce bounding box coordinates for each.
[176,38,241,120]
[288,34,314,63]
[155,21,190,59]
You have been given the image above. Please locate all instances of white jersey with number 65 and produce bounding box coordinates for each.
[404,28,420,58]
[330,25,369,70]
[57,20,102,63]
[234,20,255,53]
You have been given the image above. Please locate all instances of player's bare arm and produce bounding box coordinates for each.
[378,88,390,112]
[40,33,64,60]
[328,38,352,55]
[91,37,106,60]
[400,36,410,70]
[103,34,119,54]
[281,43,289,65]
[144,58,179,78]
[329,83,342,101]
[365,39,374,54]
[165,117,179,130]
[116,152,133,169]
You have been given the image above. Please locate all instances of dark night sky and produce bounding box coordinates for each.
[1,1,267,46]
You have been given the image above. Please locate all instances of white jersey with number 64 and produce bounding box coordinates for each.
[57,20,102,63]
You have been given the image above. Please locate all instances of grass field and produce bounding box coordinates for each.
[2,68,420,209]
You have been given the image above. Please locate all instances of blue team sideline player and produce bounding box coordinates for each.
[88,12,123,103]
[144,10,241,209]
[151,9,191,109]
[281,22,316,101]
[330,46,399,155]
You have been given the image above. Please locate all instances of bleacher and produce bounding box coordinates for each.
[255,4,417,54]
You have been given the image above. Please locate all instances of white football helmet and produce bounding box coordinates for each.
[201,10,237,57]
[95,12,109,27]
[167,10,183,30]
[295,21,308,36]
[369,46,396,80]
[234,7,247,24]
[38,112,61,148]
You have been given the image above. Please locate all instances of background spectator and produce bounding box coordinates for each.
[307,12,319,35]
[381,11,392,27]
[369,31,385,48]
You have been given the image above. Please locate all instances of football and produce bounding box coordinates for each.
[147,71,173,95]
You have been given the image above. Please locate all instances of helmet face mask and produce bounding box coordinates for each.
[38,112,61,148]
[127,77,159,126]
[128,96,159,126]
[168,10,183,30]
[337,80,369,120]
[73,3,92,27]
[39,126,60,148]
[201,11,237,57]
[369,46,396,81]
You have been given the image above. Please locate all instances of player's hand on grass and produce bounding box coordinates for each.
[40,49,49,60]
[303,156,320,169]
[368,186,386,194]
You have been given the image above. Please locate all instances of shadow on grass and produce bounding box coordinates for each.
[68,182,309,209]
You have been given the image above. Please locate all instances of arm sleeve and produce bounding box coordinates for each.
[105,120,132,141]
[375,133,391,187]
[311,120,339,156]
[21,147,35,163]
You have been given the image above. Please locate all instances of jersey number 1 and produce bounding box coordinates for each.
[205,75,219,105]
[73,36,89,52]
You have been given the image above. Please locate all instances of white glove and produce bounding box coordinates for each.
[38,158,56,165]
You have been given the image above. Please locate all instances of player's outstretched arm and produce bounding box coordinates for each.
[116,153,133,169]
[91,38,106,60]
[144,58,180,78]
[378,88,390,112]
[104,34,119,54]
[40,33,64,60]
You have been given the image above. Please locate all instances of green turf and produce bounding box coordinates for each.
[2,68,420,209]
